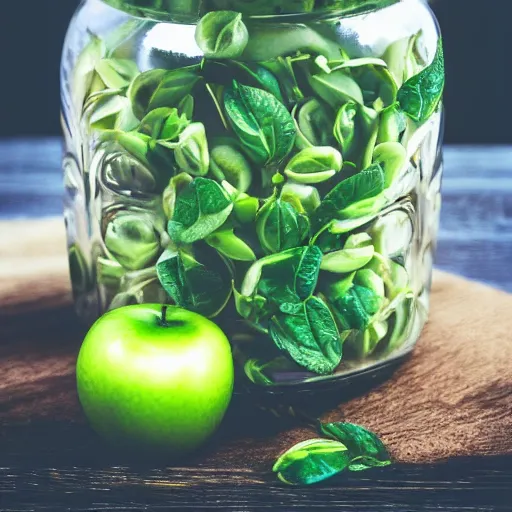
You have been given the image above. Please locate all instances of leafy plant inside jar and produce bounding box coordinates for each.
[72,7,443,382]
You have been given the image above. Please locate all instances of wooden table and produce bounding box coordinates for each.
[1,139,511,511]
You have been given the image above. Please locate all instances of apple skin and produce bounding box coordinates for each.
[76,304,234,456]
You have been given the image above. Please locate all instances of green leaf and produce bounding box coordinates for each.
[202,60,284,102]
[109,266,167,309]
[325,270,355,297]
[365,253,409,300]
[346,284,382,328]
[156,247,232,318]
[128,66,200,120]
[293,98,335,149]
[354,268,386,298]
[69,243,92,294]
[97,256,125,289]
[104,213,160,271]
[319,422,391,471]
[224,81,296,165]
[257,254,312,309]
[260,55,309,105]
[311,164,386,232]
[352,64,398,111]
[71,36,106,115]
[172,122,210,176]
[168,177,233,244]
[233,283,269,326]
[285,171,337,187]
[256,194,309,254]
[233,194,259,224]
[127,69,168,120]
[397,38,444,123]
[320,233,375,274]
[244,358,274,386]
[333,103,379,169]
[210,139,253,193]
[243,355,300,386]
[369,207,414,259]
[149,66,202,113]
[240,246,322,314]
[270,296,342,375]
[162,172,193,219]
[314,227,346,254]
[372,142,407,188]
[388,259,410,297]
[356,106,379,169]
[195,11,249,59]
[285,146,343,185]
[100,152,163,197]
[333,101,357,155]
[88,93,138,132]
[328,211,382,236]
[356,105,380,170]
[376,105,406,144]
[309,70,363,109]
[317,56,397,111]
[138,107,189,141]
[328,57,388,71]
[281,182,321,215]
[382,34,421,87]
[294,245,323,300]
[101,130,149,158]
[95,58,139,90]
[177,93,194,119]
[99,130,174,174]
[273,438,351,485]
[241,248,299,299]
[238,63,284,103]
[205,228,256,261]
[327,271,384,332]
[366,318,389,352]
[386,295,414,352]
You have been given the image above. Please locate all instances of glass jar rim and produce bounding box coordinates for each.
[99,0,402,23]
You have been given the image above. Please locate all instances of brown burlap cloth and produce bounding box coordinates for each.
[1,218,511,466]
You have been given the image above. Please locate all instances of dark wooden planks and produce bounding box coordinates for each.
[1,457,511,511]
[437,146,512,290]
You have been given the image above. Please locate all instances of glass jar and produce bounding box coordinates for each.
[61,0,443,391]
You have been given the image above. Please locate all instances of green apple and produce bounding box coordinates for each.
[76,304,234,456]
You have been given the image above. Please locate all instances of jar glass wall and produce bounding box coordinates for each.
[61,0,443,389]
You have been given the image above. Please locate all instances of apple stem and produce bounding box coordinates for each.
[159,305,185,328]
[160,305,169,327]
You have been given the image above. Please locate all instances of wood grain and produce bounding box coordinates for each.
[1,457,511,511]
[0,218,71,314]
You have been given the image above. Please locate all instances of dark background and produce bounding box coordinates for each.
[1,0,510,143]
